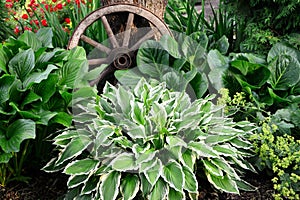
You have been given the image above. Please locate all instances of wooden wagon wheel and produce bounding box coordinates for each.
[68,3,172,92]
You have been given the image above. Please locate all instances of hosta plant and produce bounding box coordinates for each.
[0,27,87,185]
[44,78,256,199]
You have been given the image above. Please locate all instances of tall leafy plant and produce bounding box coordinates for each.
[0,28,88,186]
[44,78,256,199]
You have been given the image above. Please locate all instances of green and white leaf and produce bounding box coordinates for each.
[120,174,140,200]
[64,158,99,175]
[111,153,137,171]
[161,161,184,192]
[100,171,121,200]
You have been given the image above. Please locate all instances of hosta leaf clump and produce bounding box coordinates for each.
[45,78,256,199]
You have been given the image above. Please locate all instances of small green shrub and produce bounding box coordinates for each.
[44,78,256,199]
[0,28,87,186]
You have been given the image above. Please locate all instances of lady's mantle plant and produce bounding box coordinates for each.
[44,78,256,199]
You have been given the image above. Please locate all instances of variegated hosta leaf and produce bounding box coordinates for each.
[140,173,153,196]
[64,158,99,175]
[111,153,137,171]
[203,159,223,177]
[212,144,238,157]
[55,135,92,166]
[161,161,184,192]
[182,166,198,193]
[120,174,140,200]
[180,149,196,171]
[67,175,88,189]
[144,159,162,186]
[205,134,238,145]
[168,188,185,200]
[188,141,218,158]
[81,175,99,195]
[148,178,168,200]
[100,171,121,200]
[206,173,239,194]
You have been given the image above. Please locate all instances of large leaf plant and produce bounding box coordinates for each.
[44,77,256,199]
[0,28,88,186]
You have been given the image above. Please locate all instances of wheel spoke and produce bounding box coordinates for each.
[80,35,111,54]
[89,65,115,86]
[101,16,120,48]
[88,58,108,65]
[122,13,134,47]
[129,28,158,51]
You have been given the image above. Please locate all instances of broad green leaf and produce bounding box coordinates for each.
[190,72,208,98]
[68,46,86,60]
[67,175,89,188]
[268,87,291,103]
[0,119,35,153]
[182,166,198,192]
[21,90,41,107]
[151,102,167,129]
[207,49,229,91]
[166,136,187,148]
[268,54,300,90]
[148,178,168,200]
[203,159,223,177]
[131,101,145,125]
[50,112,72,127]
[116,86,132,116]
[18,31,42,51]
[120,174,140,200]
[100,171,121,200]
[267,42,300,63]
[162,71,188,92]
[36,28,54,48]
[111,153,136,171]
[206,173,239,194]
[55,135,92,165]
[188,141,218,158]
[0,75,15,104]
[0,151,13,164]
[64,158,99,175]
[23,64,57,88]
[230,137,252,149]
[160,35,181,58]
[168,188,184,200]
[34,74,58,103]
[115,68,144,86]
[59,59,87,88]
[162,161,184,192]
[215,35,229,55]
[8,48,35,82]
[137,40,169,79]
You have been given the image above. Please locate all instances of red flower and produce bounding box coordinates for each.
[5,3,13,8]
[6,0,12,2]
[24,26,32,31]
[21,14,29,20]
[41,19,47,26]
[64,17,71,24]
[55,3,63,10]
[14,26,20,34]
[52,0,57,2]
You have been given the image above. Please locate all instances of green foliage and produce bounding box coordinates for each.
[0,0,13,42]
[0,28,87,186]
[250,123,300,200]
[44,78,256,199]
[116,33,232,100]
[224,0,300,53]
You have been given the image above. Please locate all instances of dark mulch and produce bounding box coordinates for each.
[0,171,68,200]
[0,170,275,200]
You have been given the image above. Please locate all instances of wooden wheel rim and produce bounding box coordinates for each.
[68,3,172,49]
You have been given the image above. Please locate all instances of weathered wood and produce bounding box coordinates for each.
[101,0,168,19]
